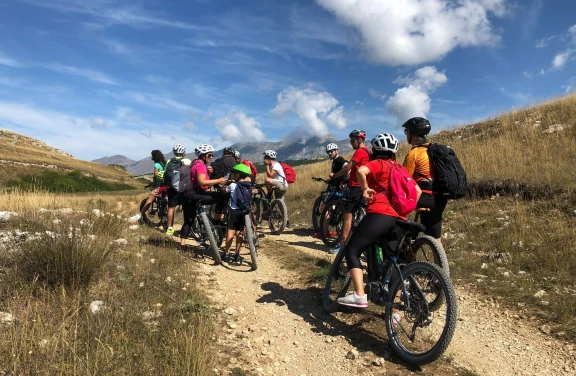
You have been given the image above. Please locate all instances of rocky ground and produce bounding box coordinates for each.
[188,227,576,376]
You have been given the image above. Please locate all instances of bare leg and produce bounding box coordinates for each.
[224,229,235,254]
[234,231,244,255]
[340,212,353,245]
[140,193,156,216]
[167,206,175,228]
[350,268,365,296]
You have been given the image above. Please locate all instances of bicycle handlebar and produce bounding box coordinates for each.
[311,177,328,183]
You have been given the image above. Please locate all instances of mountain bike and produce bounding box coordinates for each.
[188,199,223,264]
[311,177,348,233]
[200,193,259,270]
[251,183,288,235]
[322,219,456,365]
[318,195,366,248]
[139,192,168,229]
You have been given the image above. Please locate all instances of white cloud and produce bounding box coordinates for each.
[368,89,386,100]
[214,111,265,143]
[386,66,447,123]
[316,0,508,66]
[271,85,346,137]
[44,63,118,85]
[90,117,106,129]
[0,52,21,67]
[326,106,347,129]
[552,50,574,70]
[523,71,533,78]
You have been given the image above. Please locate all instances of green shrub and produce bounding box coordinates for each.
[6,170,136,193]
[14,217,122,290]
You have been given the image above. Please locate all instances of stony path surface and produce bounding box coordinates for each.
[190,228,576,376]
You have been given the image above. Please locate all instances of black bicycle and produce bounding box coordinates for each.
[318,194,366,248]
[189,200,222,265]
[139,192,168,229]
[251,183,288,235]
[311,177,348,233]
[323,220,457,365]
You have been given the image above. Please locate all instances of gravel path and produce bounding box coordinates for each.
[192,228,576,376]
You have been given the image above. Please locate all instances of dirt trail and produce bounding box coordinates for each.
[191,228,576,376]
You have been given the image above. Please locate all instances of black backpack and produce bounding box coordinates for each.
[162,157,182,186]
[422,143,468,199]
[210,155,236,180]
[234,181,253,210]
[171,162,195,193]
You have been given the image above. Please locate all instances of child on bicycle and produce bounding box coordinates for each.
[223,164,253,263]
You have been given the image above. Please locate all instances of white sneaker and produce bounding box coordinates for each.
[337,291,368,308]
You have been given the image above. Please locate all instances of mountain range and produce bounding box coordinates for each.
[92,135,352,176]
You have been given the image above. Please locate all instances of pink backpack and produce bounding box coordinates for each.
[386,160,418,217]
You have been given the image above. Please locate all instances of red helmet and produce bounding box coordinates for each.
[349,129,366,139]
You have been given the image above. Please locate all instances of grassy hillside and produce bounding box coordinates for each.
[286,93,576,341]
[0,129,142,189]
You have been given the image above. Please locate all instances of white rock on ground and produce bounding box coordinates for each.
[534,290,546,298]
[129,215,141,222]
[0,211,18,222]
[0,312,17,326]
[56,208,74,215]
[113,238,128,246]
[89,301,105,314]
[129,225,139,230]
[92,209,101,216]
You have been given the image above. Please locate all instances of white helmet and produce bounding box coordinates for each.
[173,144,185,154]
[263,150,277,159]
[195,144,215,156]
[371,133,399,153]
[326,143,338,152]
[233,150,241,159]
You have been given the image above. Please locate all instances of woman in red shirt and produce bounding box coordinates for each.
[337,133,421,308]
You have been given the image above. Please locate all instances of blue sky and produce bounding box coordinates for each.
[0,0,574,161]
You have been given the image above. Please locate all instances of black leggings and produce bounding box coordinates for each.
[417,193,448,239]
[344,213,400,270]
[180,191,227,240]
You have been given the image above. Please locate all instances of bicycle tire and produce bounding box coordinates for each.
[319,201,344,247]
[199,212,222,264]
[312,196,322,232]
[268,199,287,235]
[411,235,450,276]
[139,198,162,228]
[244,213,258,270]
[385,261,457,365]
[251,196,262,224]
[322,247,351,313]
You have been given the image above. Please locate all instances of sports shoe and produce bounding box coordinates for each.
[166,228,175,235]
[329,244,341,255]
[222,253,230,263]
[392,313,401,328]
[337,291,368,308]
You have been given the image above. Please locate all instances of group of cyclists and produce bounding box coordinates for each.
[138,143,289,261]
[316,117,448,307]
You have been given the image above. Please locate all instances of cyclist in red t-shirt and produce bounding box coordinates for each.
[329,130,370,254]
[337,133,421,308]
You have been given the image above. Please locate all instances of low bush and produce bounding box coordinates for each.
[6,170,136,193]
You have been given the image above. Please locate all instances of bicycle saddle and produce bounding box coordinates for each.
[395,220,426,233]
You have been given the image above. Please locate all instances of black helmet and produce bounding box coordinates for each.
[402,117,431,136]
[348,129,367,139]
[223,147,235,155]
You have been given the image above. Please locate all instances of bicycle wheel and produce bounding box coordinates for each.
[311,196,323,232]
[199,212,222,264]
[251,196,262,224]
[139,198,161,227]
[411,235,449,276]
[268,199,287,235]
[244,213,258,270]
[319,201,344,247]
[322,247,351,313]
[385,261,457,365]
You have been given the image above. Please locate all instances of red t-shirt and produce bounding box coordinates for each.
[364,159,405,219]
[349,147,370,187]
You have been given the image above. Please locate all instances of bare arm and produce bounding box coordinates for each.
[265,163,278,178]
[356,165,375,200]
[197,173,227,186]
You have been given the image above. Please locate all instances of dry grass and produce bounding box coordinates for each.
[0,128,141,188]
[283,94,576,341]
[0,190,214,375]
